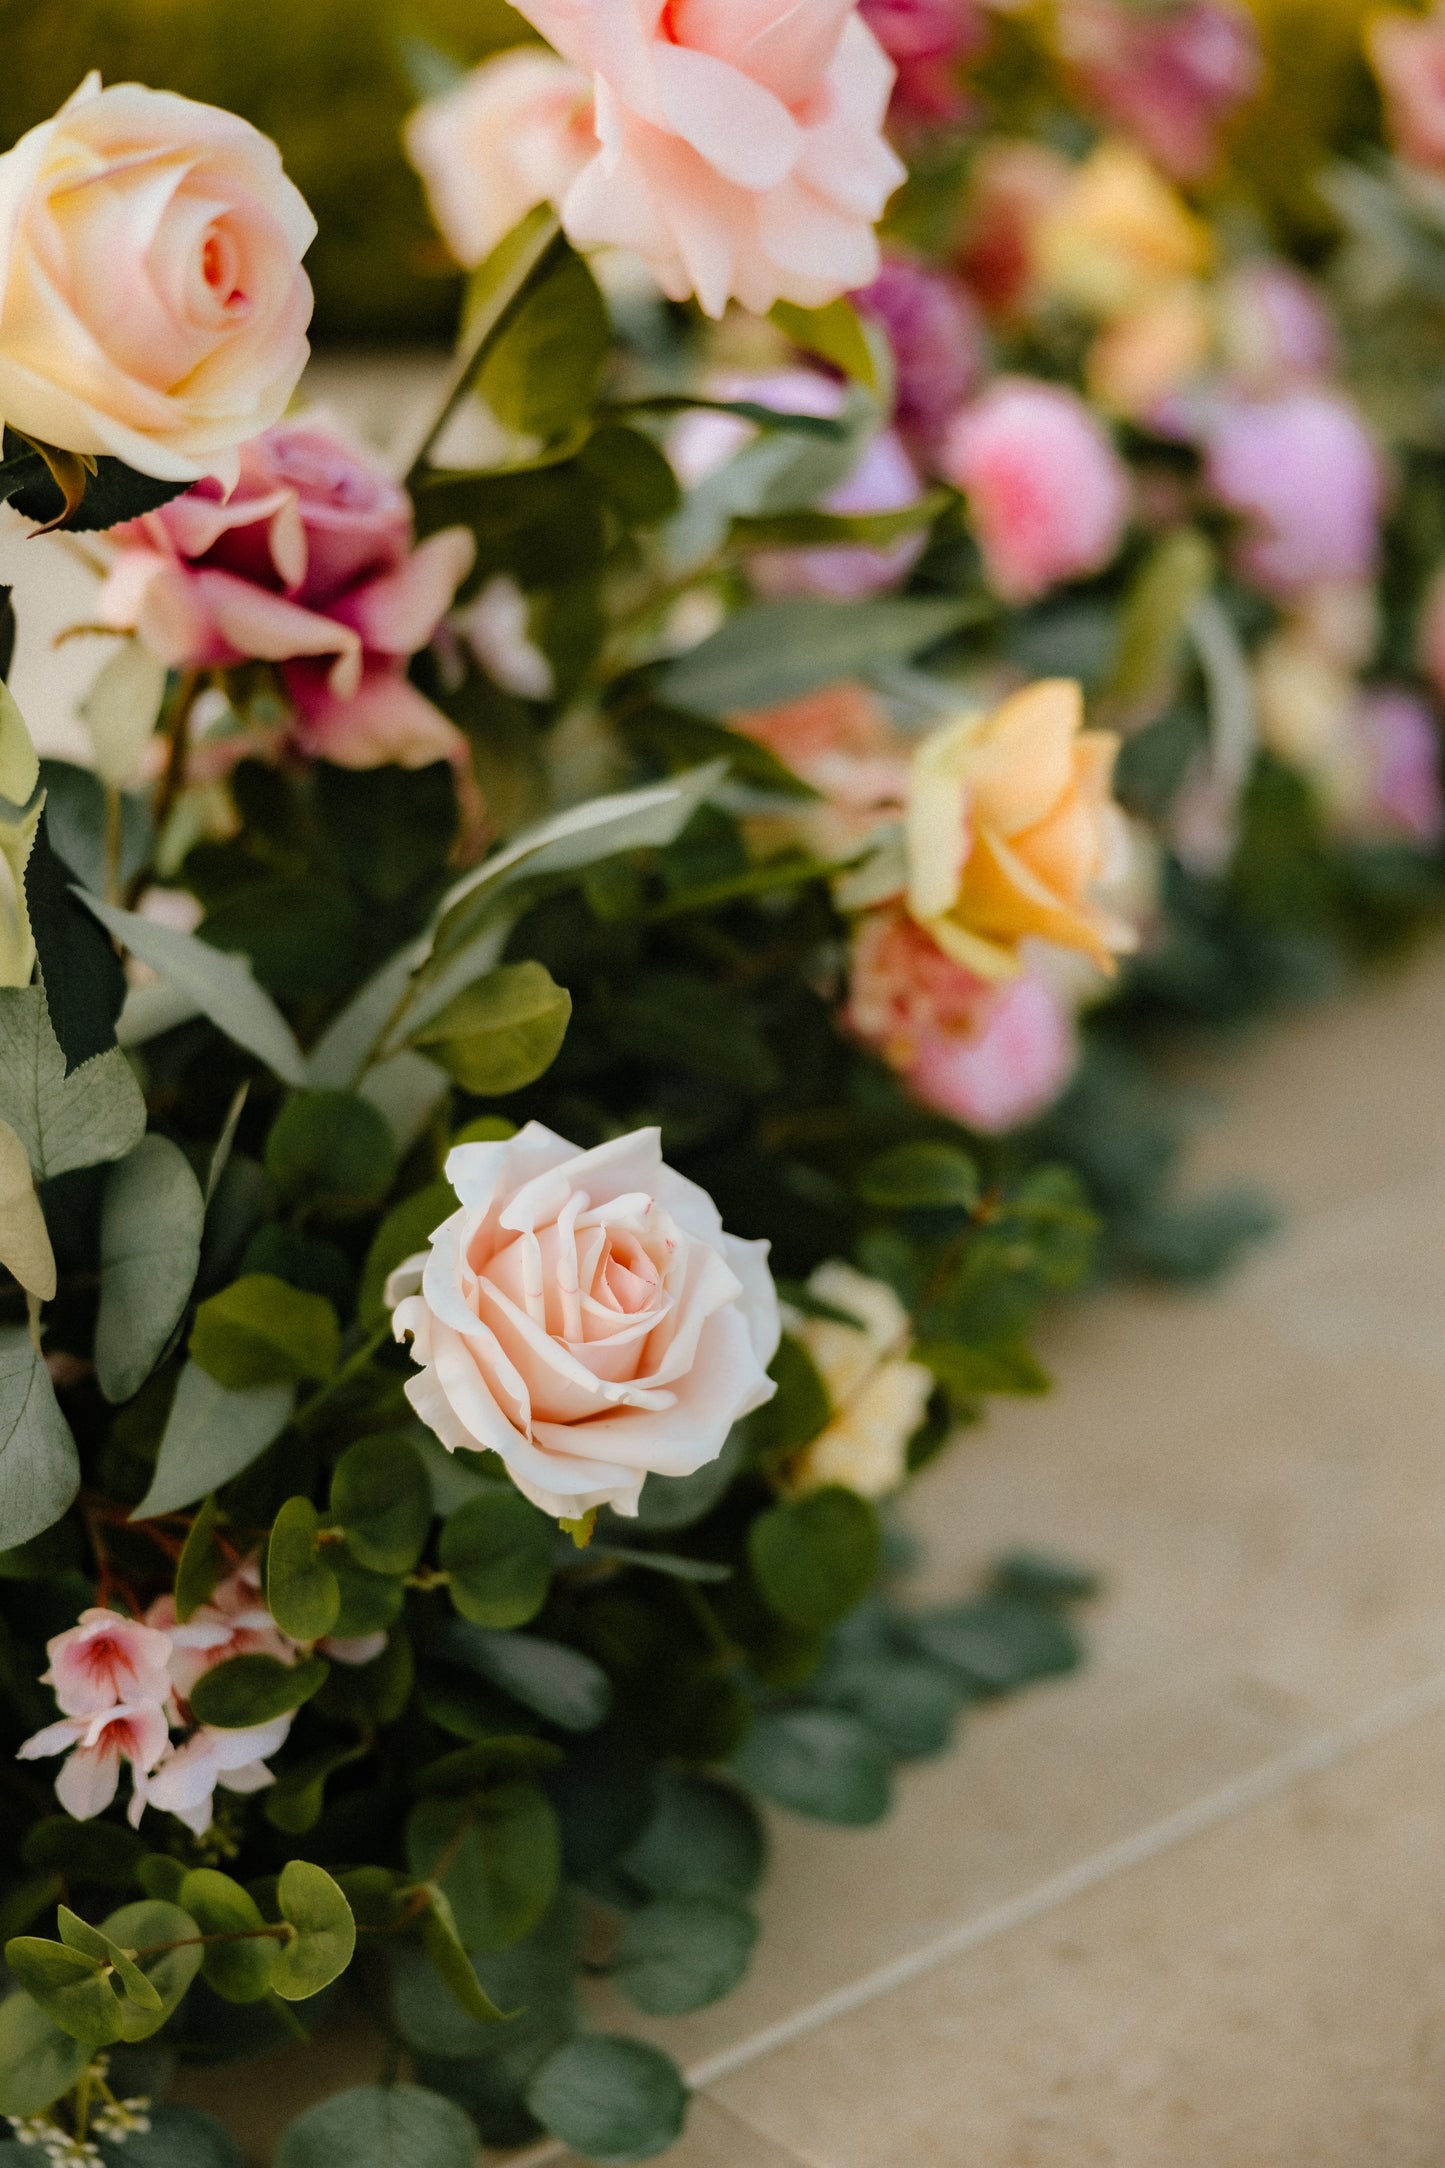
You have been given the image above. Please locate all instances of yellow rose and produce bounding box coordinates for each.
[1039,141,1214,322]
[906,680,1134,980]
[789,1263,934,1502]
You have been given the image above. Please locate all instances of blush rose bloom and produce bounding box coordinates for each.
[98,416,476,771]
[847,907,1079,1132]
[1204,391,1383,598]
[733,680,911,855]
[1367,5,1445,172]
[389,1124,781,1520]
[857,0,988,124]
[0,76,315,486]
[906,679,1135,978]
[507,0,906,317]
[405,48,599,270]
[941,378,1131,603]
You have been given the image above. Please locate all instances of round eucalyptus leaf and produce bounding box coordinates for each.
[96,2105,243,2168]
[527,2036,688,2164]
[405,1785,560,1955]
[270,1861,356,2002]
[265,1090,399,1210]
[275,2084,478,2168]
[330,1433,432,1574]
[266,1496,341,1643]
[620,1772,766,1901]
[178,1870,278,2004]
[97,1901,203,2041]
[0,1991,89,2117]
[730,1708,893,1826]
[411,960,572,1097]
[439,1486,552,1629]
[188,1653,329,1730]
[614,1894,758,2016]
[748,1487,881,1634]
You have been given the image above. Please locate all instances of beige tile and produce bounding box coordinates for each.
[709,1703,1445,2168]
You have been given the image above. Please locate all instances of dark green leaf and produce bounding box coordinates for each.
[265,1091,399,1211]
[413,1737,563,1795]
[477,243,609,442]
[131,1363,293,1521]
[527,2036,687,2164]
[405,1786,561,1953]
[411,960,571,1097]
[577,424,680,524]
[919,1338,1050,1402]
[749,1488,881,1634]
[22,1818,144,1889]
[420,1888,510,2025]
[440,1486,553,1629]
[614,1895,757,2017]
[745,1335,832,1461]
[911,1598,1082,1694]
[988,1551,1101,1606]
[0,1330,80,1552]
[619,1773,766,1901]
[178,1870,278,2003]
[5,1936,124,2048]
[275,2085,478,2168]
[96,1136,206,1404]
[0,1992,89,2115]
[95,1899,203,2039]
[0,440,187,534]
[266,1497,341,1643]
[661,597,975,716]
[97,2106,243,2168]
[330,1432,432,1574]
[190,1276,340,1390]
[731,1708,893,1825]
[174,1495,225,1624]
[859,1142,982,1213]
[25,817,124,1072]
[188,1654,329,1730]
[263,1744,367,1836]
[437,1620,611,1733]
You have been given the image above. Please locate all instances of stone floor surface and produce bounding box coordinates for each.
[5,378,1445,2165]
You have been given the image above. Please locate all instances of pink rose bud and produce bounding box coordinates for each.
[847,909,1078,1133]
[1205,391,1384,598]
[1367,5,1445,173]
[1055,0,1262,182]
[389,1123,782,1521]
[858,0,989,123]
[506,0,906,316]
[853,254,987,456]
[0,76,315,485]
[405,48,598,270]
[98,416,476,772]
[42,1609,174,1720]
[1357,688,1445,846]
[941,377,1132,602]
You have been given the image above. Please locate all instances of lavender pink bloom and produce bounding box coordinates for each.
[1218,262,1337,395]
[853,254,987,457]
[98,417,475,772]
[1204,391,1384,597]
[940,377,1132,602]
[858,0,988,123]
[1357,690,1445,845]
[1054,0,1262,181]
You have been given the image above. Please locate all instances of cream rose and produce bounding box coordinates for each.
[405,48,598,271]
[789,1262,933,1499]
[507,0,906,317]
[906,679,1136,979]
[389,1124,781,1519]
[0,76,315,485]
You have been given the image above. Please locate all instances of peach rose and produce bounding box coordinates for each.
[847,907,1079,1131]
[405,48,599,270]
[390,1124,781,1520]
[734,680,911,855]
[941,378,1131,603]
[0,77,315,486]
[1367,5,1445,172]
[905,679,1135,978]
[507,0,906,316]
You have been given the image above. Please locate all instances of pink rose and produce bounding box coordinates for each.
[41,1608,173,1720]
[1204,391,1383,597]
[1357,689,1445,845]
[1055,0,1261,182]
[389,1124,781,1520]
[1367,5,1445,172]
[506,0,906,317]
[847,909,1078,1132]
[18,1702,171,1823]
[0,76,314,485]
[857,0,988,123]
[853,254,987,458]
[98,417,475,771]
[940,377,1131,602]
[405,48,599,270]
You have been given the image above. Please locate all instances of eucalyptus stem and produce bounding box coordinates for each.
[293,1321,392,1434]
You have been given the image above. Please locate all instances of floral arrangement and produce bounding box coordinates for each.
[0,3,1441,2162]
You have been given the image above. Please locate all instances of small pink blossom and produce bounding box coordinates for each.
[1204,391,1384,597]
[858,0,988,123]
[1055,0,1262,181]
[853,254,987,457]
[42,1609,173,1720]
[18,1702,170,1822]
[146,1562,293,1706]
[132,1716,294,1836]
[98,416,475,773]
[847,909,1078,1133]
[941,377,1131,602]
[1367,5,1445,173]
[1357,689,1445,845]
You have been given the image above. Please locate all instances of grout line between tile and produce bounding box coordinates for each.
[505,1663,1445,2165]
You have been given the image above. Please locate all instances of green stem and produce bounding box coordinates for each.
[293,1322,391,1434]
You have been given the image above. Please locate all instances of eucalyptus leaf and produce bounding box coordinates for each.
[0,985,145,1180]
[76,894,307,1087]
[276,2085,478,2168]
[188,1653,329,1730]
[419,1888,510,2026]
[0,1116,55,1300]
[748,1488,882,1634]
[406,1786,561,1954]
[614,1894,757,2017]
[0,1991,89,2117]
[439,1485,553,1629]
[527,2036,687,2165]
[661,598,973,717]
[132,1362,294,1521]
[266,1497,342,1642]
[190,1276,339,1390]
[265,1091,398,1211]
[0,1331,80,1551]
[97,2107,243,2168]
[96,1136,205,1404]
[730,1708,893,1826]
[95,1899,203,2040]
[410,960,571,1096]
[859,1142,982,1213]
[330,1433,431,1574]
[270,1861,356,2001]
[174,1494,225,1622]
[436,1620,611,1734]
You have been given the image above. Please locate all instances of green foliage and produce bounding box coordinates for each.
[411,961,572,1096]
[476,243,610,443]
[96,1137,206,1405]
[266,1093,400,1213]
[276,2085,480,2168]
[614,1896,758,2017]
[526,2036,688,2164]
[189,1653,330,1730]
[748,1490,883,1634]
[330,1434,432,1574]
[132,1364,294,1520]
[270,1862,357,2001]
[178,1872,278,2004]
[406,1785,562,1953]
[267,1497,342,1642]
[190,1277,340,1391]
[439,1487,553,1629]
[859,1142,982,1213]
[0,1991,89,2117]
[0,985,145,1182]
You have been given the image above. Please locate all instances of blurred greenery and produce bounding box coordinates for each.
[0,0,535,342]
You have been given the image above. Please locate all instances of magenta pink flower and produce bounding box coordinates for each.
[1205,392,1384,598]
[847,909,1078,1133]
[18,1702,170,1822]
[853,254,987,458]
[1055,0,1262,181]
[41,1608,173,1720]
[858,0,988,123]
[98,417,475,772]
[941,377,1131,602]
[1357,690,1445,845]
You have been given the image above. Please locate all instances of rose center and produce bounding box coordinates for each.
[201,225,248,314]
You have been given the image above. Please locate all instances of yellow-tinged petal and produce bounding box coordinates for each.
[0,1115,56,1302]
[0,683,39,810]
[923,912,1019,981]
[905,712,977,923]
[956,827,1120,971]
[967,680,1087,837]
